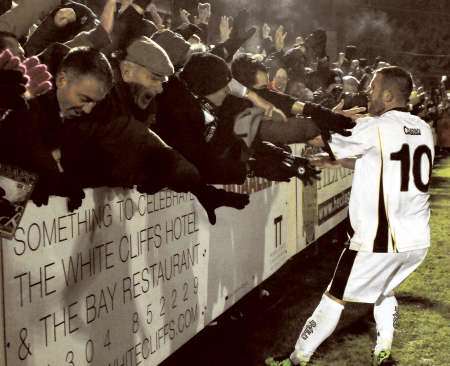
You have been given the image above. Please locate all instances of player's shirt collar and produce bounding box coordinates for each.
[382,107,409,115]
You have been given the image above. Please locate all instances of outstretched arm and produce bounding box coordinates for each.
[310,154,357,170]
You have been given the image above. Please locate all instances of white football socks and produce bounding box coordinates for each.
[291,294,345,364]
[373,294,398,355]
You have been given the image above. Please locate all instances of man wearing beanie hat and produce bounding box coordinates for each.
[180,52,232,102]
[154,52,250,185]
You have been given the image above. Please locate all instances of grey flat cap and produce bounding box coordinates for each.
[125,36,174,79]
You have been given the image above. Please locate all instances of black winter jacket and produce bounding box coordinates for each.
[154,76,248,185]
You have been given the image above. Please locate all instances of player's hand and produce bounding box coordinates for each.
[333,99,366,121]
[310,153,340,168]
[303,101,356,137]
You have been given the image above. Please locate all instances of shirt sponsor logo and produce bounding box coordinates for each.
[404,126,421,135]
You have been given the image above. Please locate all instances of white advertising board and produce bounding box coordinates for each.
[0,177,294,366]
[1,189,207,366]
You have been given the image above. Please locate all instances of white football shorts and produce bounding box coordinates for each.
[326,247,428,303]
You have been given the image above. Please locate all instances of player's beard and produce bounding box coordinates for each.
[368,96,385,116]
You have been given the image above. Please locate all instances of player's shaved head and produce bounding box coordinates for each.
[376,66,413,103]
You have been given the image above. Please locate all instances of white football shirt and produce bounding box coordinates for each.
[329,110,434,253]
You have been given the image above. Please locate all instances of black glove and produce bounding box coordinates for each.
[0,69,27,110]
[303,102,355,137]
[249,141,293,182]
[250,141,321,185]
[67,187,85,212]
[229,9,253,41]
[31,179,51,207]
[31,173,85,211]
[193,185,250,225]
[276,144,320,185]
[289,156,321,186]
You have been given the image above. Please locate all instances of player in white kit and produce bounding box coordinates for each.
[267,66,434,366]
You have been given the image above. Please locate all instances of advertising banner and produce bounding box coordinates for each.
[0,178,294,366]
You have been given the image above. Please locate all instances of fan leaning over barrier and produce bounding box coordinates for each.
[155,52,364,188]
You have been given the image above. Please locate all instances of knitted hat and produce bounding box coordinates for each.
[180,53,232,96]
[151,30,191,68]
[125,36,174,79]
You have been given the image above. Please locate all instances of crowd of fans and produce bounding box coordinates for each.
[0,0,447,224]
